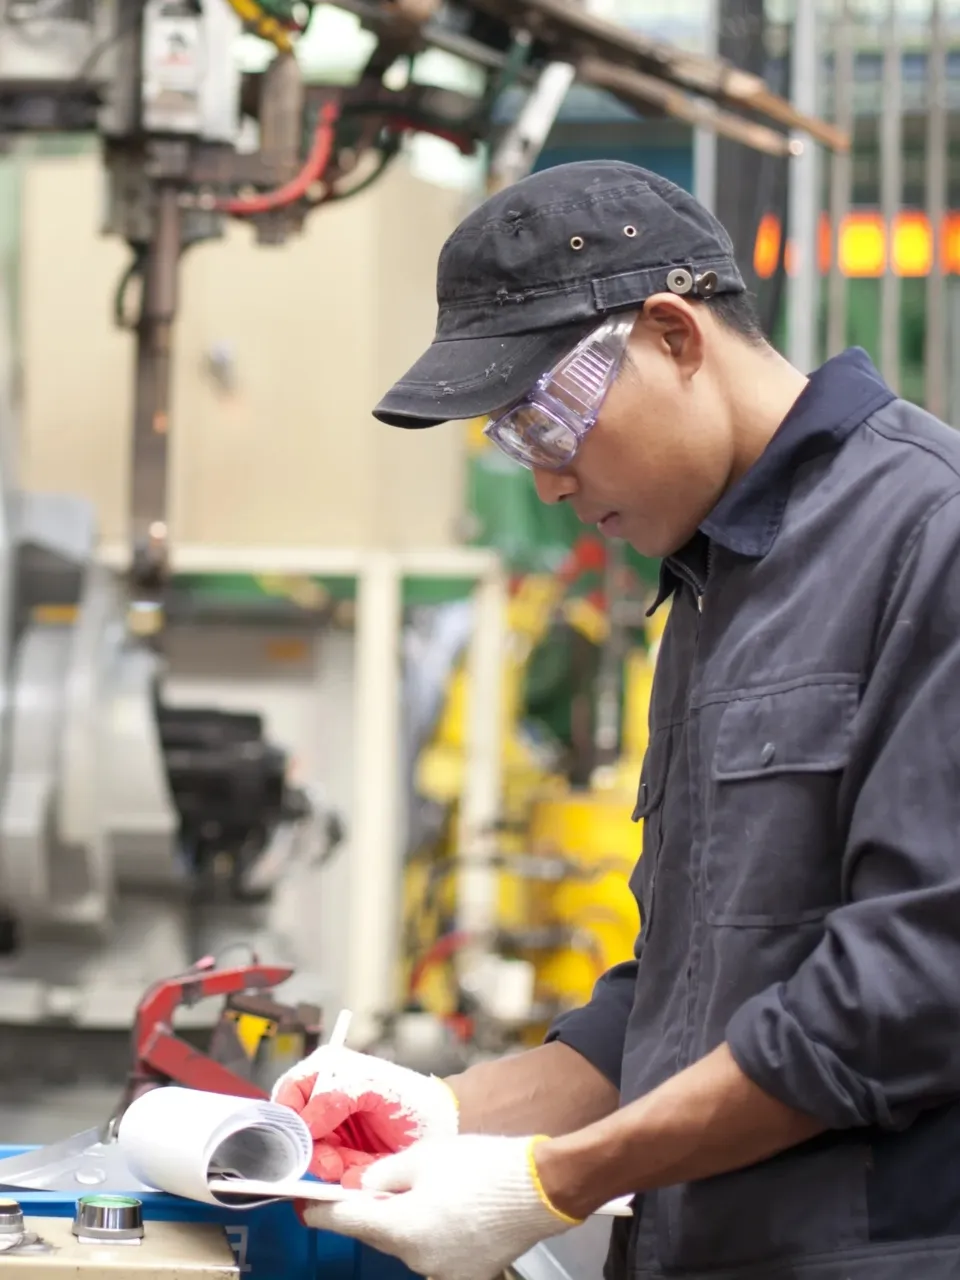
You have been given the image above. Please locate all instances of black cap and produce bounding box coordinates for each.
[374,159,745,428]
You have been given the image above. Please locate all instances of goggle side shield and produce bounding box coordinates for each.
[483,311,637,470]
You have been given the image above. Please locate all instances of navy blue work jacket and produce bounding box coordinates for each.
[548,349,960,1279]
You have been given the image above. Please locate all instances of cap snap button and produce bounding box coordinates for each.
[760,742,776,766]
[570,235,585,251]
[696,270,719,297]
[666,267,694,295]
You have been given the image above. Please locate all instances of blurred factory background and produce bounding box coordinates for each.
[0,0,946,1208]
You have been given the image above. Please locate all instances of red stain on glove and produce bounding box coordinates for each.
[275,1076,420,1187]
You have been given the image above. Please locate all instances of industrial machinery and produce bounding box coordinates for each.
[391,534,665,1061]
[0,0,845,1027]
[0,4,854,1276]
[108,956,321,1126]
[0,0,845,588]
[0,481,342,1027]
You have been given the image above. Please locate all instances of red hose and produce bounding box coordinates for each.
[386,116,476,156]
[217,100,340,217]
[409,930,474,996]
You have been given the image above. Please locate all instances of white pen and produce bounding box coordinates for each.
[327,1008,352,1050]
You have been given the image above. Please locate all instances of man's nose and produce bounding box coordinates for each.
[532,467,578,505]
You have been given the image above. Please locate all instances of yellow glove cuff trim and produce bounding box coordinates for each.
[527,1136,583,1227]
[434,1077,461,1112]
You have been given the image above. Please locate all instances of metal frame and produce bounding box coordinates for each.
[99,543,507,1042]
[925,0,947,420]
[879,0,903,393]
[692,0,719,213]
[827,0,854,360]
[786,0,820,374]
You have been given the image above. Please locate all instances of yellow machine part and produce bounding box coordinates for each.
[404,576,668,1027]
[524,786,641,1012]
[230,1012,276,1060]
[415,573,573,829]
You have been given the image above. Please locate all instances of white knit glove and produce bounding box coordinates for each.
[301,1134,581,1280]
[272,1047,459,1185]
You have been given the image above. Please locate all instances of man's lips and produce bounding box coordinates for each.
[597,511,621,533]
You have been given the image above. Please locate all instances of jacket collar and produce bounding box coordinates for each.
[649,348,896,614]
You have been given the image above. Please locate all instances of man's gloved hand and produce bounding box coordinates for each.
[271,1047,459,1186]
[300,1134,581,1280]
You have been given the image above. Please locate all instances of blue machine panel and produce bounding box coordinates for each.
[0,1146,417,1280]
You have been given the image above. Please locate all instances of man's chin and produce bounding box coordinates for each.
[596,511,687,559]
[624,521,698,560]
[624,531,673,559]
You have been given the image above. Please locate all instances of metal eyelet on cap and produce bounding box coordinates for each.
[623,225,637,237]
[570,235,585,250]
[696,270,719,297]
[666,267,694,295]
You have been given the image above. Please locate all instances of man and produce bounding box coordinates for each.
[275,160,960,1280]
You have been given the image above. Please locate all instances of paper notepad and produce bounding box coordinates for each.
[116,1087,632,1218]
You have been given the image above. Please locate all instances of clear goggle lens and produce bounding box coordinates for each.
[495,404,580,469]
[484,312,637,471]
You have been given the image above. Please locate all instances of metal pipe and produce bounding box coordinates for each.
[488,59,576,190]
[346,554,403,1044]
[786,0,819,373]
[96,542,505,578]
[456,567,507,945]
[131,183,181,585]
[255,52,306,246]
[925,0,948,420]
[879,0,902,393]
[692,0,719,212]
[827,0,854,359]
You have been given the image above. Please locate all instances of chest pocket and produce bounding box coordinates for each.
[704,678,858,928]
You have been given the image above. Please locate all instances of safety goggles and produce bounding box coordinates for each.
[482,311,637,470]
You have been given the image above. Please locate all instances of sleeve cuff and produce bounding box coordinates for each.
[545,1007,625,1088]
[726,987,892,1130]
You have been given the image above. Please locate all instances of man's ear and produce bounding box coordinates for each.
[636,293,705,377]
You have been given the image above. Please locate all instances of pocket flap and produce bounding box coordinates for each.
[712,680,858,782]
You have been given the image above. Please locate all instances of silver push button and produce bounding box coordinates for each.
[72,1194,144,1243]
[0,1197,24,1250]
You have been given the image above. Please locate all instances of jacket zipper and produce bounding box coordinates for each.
[664,541,713,1260]
[643,546,712,954]
[697,542,714,613]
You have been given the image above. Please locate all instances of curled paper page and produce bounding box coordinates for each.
[117,1086,633,1217]
[117,1087,314,1208]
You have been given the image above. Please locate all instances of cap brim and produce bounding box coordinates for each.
[373,321,597,428]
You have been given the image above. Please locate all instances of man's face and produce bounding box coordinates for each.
[528,296,736,559]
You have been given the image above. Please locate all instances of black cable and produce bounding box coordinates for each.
[75,11,139,81]
[322,136,402,203]
[113,246,146,331]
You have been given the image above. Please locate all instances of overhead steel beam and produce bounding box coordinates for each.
[466,0,849,149]
[579,56,800,156]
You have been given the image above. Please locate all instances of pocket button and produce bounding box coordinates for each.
[632,781,649,822]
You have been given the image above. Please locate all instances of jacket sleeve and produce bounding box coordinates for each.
[544,960,638,1088]
[727,491,960,1131]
